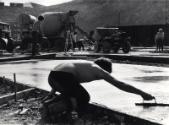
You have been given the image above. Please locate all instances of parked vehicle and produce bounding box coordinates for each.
[0,21,15,52]
[93,27,131,53]
[40,11,78,51]
[16,13,37,51]
[16,11,78,52]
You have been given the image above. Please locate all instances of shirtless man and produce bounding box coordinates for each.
[44,57,155,116]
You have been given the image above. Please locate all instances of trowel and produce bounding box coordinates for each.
[135,98,169,107]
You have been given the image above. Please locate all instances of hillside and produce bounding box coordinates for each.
[0,0,167,32]
[0,3,45,23]
[44,0,167,32]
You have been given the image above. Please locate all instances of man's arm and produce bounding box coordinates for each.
[42,88,56,102]
[96,68,155,100]
[107,76,154,100]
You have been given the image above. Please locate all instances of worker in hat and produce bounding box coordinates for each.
[155,28,165,52]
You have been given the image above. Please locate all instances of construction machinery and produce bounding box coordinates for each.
[16,11,78,52]
[16,12,131,53]
[40,11,78,51]
[93,27,131,53]
[0,21,15,52]
[0,22,10,50]
[16,13,37,50]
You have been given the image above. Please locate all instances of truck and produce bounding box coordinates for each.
[16,11,78,52]
[40,11,78,51]
[93,27,131,53]
[16,13,37,51]
[0,21,15,53]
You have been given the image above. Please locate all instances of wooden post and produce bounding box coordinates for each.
[14,73,17,102]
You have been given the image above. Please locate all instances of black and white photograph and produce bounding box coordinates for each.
[0,0,169,124]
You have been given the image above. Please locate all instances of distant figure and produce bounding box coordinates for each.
[89,30,95,44]
[0,29,2,38]
[0,29,6,50]
[155,28,164,52]
[72,32,77,50]
[77,39,85,51]
[5,33,14,53]
[43,57,155,117]
[32,15,44,56]
[67,10,78,32]
[20,32,32,51]
[64,30,74,53]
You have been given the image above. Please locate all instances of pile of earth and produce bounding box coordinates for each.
[0,77,29,96]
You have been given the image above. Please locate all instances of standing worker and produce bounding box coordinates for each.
[77,38,85,51]
[72,31,77,51]
[155,28,165,52]
[67,10,78,32]
[5,33,14,53]
[64,30,74,53]
[32,15,44,56]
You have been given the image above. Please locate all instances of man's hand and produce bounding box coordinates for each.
[141,93,155,101]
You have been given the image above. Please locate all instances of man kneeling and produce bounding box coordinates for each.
[43,57,155,117]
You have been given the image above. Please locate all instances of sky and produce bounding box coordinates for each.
[0,0,73,6]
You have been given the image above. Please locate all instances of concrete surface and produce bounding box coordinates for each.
[0,47,169,124]
[0,60,169,124]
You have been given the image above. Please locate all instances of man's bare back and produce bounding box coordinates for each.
[52,60,106,83]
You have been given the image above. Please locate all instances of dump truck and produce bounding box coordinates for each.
[16,11,78,52]
[93,27,131,53]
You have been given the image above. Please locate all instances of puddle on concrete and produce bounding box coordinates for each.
[139,69,164,73]
[133,76,169,83]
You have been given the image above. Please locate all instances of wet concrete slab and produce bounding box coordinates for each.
[0,59,169,124]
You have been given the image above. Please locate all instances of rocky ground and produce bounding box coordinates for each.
[0,96,42,124]
[0,77,44,124]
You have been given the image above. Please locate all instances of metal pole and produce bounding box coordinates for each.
[14,73,17,102]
